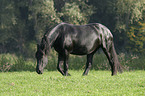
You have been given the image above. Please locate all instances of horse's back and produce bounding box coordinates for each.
[62,23,113,44]
[61,22,113,38]
[54,23,113,55]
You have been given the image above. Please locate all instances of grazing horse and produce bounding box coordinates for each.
[35,22,123,76]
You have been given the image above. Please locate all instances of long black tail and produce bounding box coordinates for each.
[112,43,123,73]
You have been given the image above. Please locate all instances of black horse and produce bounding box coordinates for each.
[35,22,123,76]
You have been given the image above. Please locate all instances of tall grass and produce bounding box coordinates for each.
[0,54,15,72]
[0,54,35,72]
[118,53,145,70]
[0,51,145,72]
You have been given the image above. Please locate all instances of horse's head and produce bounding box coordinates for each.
[35,43,48,74]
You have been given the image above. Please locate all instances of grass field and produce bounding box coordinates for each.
[0,70,145,96]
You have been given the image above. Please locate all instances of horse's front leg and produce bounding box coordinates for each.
[64,51,71,76]
[57,54,65,76]
[63,59,70,76]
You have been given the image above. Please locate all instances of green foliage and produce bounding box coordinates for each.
[29,0,61,40]
[0,52,145,72]
[0,0,145,68]
[68,53,109,70]
[88,0,145,50]
[0,54,16,72]
[114,0,145,50]
[0,54,35,72]
[0,0,16,43]
[0,71,145,95]
[89,0,145,31]
[0,0,95,56]
[115,0,144,23]
[45,50,58,71]
[60,0,95,25]
[126,21,145,53]
[0,0,35,55]
[118,53,145,70]
[11,57,35,72]
[44,51,145,71]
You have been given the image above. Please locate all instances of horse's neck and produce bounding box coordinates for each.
[47,24,61,47]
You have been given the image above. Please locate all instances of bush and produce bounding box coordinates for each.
[45,50,110,71]
[0,54,35,72]
[10,57,35,71]
[0,54,16,72]
[0,52,145,72]
[119,53,145,70]
[69,53,110,70]
[45,50,58,71]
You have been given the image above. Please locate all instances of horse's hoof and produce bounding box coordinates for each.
[64,73,71,76]
[67,73,71,76]
[82,73,88,76]
[111,72,117,76]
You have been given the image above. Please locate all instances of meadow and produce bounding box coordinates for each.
[0,52,145,95]
[0,70,145,96]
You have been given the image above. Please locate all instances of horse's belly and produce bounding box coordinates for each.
[70,38,100,55]
[70,46,88,55]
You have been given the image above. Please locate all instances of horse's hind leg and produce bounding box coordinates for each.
[101,43,118,76]
[83,53,94,76]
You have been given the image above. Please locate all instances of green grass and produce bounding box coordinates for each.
[0,70,145,96]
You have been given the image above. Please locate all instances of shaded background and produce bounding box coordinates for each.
[0,0,145,71]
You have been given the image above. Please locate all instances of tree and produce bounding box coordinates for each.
[29,0,61,42]
[114,0,145,31]
[54,0,95,25]
[87,0,145,52]
[0,0,144,57]
[0,0,62,57]
[88,0,144,31]
[0,0,16,52]
[126,10,145,54]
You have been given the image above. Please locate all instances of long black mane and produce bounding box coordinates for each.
[39,23,61,55]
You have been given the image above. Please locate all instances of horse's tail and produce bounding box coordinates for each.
[112,42,123,73]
